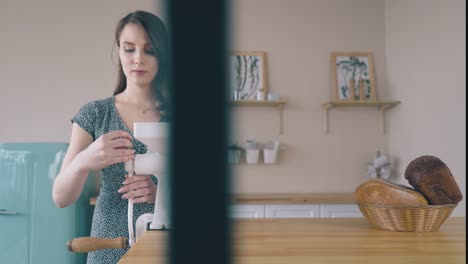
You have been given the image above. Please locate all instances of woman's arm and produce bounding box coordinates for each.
[52,124,93,208]
[52,124,135,208]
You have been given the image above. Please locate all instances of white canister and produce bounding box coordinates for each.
[263,149,278,164]
[256,90,265,101]
[245,149,260,164]
[267,92,279,101]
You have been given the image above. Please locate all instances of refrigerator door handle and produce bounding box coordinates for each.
[0,209,17,215]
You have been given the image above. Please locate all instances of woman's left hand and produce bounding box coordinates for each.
[118,175,157,204]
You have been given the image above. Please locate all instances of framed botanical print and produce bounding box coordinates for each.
[331,52,376,101]
[230,51,267,100]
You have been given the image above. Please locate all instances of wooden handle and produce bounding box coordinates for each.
[67,237,129,252]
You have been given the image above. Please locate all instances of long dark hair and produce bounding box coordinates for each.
[113,10,170,117]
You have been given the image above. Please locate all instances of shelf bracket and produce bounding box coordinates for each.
[231,100,287,136]
[322,103,333,134]
[379,104,393,134]
[279,104,284,135]
[321,101,400,134]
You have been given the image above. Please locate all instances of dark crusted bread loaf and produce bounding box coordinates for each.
[405,155,462,205]
[355,179,428,205]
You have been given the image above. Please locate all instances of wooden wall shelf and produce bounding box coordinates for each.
[231,100,287,134]
[321,100,401,134]
[231,99,287,107]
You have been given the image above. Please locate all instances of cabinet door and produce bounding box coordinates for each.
[230,204,265,218]
[265,204,320,218]
[1,143,92,264]
[320,204,362,218]
[0,149,30,264]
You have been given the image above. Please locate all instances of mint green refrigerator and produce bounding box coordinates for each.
[0,143,96,264]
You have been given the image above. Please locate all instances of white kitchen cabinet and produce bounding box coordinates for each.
[319,204,362,218]
[265,204,320,218]
[231,203,363,218]
[230,204,265,218]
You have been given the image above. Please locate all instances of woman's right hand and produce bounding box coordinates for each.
[79,130,135,171]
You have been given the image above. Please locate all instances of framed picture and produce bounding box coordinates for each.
[230,51,267,100]
[331,52,376,101]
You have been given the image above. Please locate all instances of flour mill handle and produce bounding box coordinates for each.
[67,237,129,252]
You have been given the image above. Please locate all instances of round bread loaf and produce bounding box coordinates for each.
[405,155,463,205]
[355,179,428,205]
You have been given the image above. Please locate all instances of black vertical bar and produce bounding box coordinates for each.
[168,1,230,264]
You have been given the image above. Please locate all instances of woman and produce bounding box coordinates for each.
[52,10,170,263]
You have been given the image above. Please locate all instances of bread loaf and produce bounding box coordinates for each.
[405,155,462,205]
[355,179,428,205]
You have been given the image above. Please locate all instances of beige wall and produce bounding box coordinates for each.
[230,0,390,193]
[384,0,466,215]
[0,0,165,142]
[1,0,465,216]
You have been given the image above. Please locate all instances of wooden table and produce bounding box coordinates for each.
[119,217,466,264]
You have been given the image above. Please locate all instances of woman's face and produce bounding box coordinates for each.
[119,23,158,88]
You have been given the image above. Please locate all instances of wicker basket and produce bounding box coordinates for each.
[357,202,457,232]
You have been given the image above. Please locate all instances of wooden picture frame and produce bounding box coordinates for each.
[230,51,268,100]
[331,52,376,101]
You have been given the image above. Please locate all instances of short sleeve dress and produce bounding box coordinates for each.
[72,96,168,264]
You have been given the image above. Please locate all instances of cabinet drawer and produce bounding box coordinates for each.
[265,204,320,218]
[320,204,362,218]
[230,204,265,218]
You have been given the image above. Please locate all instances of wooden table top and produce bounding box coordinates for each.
[91,192,356,205]
[119,217,466,264]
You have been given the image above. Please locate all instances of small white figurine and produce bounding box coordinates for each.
[368,151,391,179]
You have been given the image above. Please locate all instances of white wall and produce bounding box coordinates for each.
[0,0,165,142]
[385,0,466,215]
